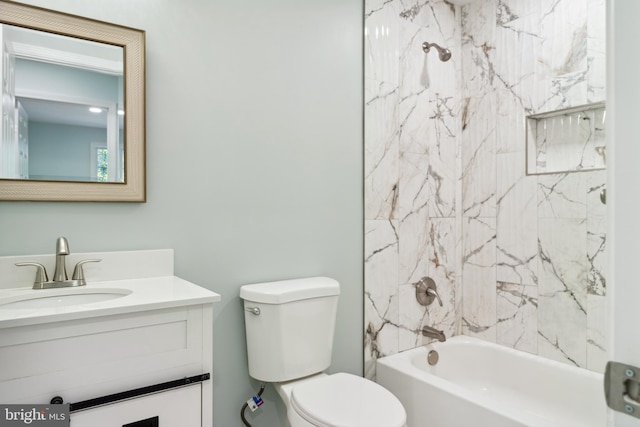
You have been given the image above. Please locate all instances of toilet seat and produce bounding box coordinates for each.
[290,373,406,427]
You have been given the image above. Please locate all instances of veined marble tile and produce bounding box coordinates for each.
[398,0,458,34]
[397,2,458,95]
[365,294,399,379]
[538,217,588,308]
[587,213,606,296]
[537,0,588,80]
[586,167,606,218]
[534,74,588,114]
[538,172,587,219]
[496,89,529,155]
[399,218,457,349]
[462,217,497,342]
[365,79,400,220]
[365,219,400,306]
[426,138,457,218]
[538,288,587,368]
[461,0,497,97]
[587,0,606,102]
[532,0,589,112]
[396,25,459,213]
[587,294,606,373]
[398,281,428,351]
[365,0,400,85]
[424,218,458,338]
[398,213,457,295]
[398,189,430,284]
[497,152,538,286]
[496,281,537,353]
[586,171,606,297]
[426,218,457,289]
[493,3,539,110]
[398,18,459,158]
[364,0,607,374]
[461,0,496,42]
[399,33,458,98]
[364,219,400,379]
[461,92,497,218]
[533,0,589,112]
[397,152,429,220]
[538,217,587,367]
[397,98,459,222]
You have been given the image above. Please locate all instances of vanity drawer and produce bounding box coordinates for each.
[0,305,210,403]
[70,384,202,427]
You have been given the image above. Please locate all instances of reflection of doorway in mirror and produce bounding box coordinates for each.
[0,23,18,179]
[16,101,28,179]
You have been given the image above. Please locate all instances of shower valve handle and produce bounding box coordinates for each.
[414,277,443,307]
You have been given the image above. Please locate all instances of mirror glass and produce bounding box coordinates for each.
[0,0,145,202]
[2,25,125,183]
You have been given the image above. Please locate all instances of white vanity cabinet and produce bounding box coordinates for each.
[0,250,220,427]
[0,302,213,426]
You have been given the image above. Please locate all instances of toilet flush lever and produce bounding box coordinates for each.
[245,307,261,315]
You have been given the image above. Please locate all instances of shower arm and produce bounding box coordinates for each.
[422,42,452,62]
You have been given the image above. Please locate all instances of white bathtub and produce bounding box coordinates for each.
[376,336,607,427]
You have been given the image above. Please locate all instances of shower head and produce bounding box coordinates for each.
[422,42,452,62]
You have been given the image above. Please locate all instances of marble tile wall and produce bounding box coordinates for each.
[460,0,607,373]
[364,0,606,379]
[364,0,461,378]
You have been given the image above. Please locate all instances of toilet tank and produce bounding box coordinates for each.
[240,277,340,383]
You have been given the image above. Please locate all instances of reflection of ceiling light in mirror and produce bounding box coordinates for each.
[118,109,124,115]
[89,107,103,113]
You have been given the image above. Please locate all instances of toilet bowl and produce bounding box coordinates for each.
[240,277,407,427]
[276,373,406,427]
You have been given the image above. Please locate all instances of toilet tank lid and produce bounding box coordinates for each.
[239,277,340,304]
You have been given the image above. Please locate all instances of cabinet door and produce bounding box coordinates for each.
[70,385,201,427]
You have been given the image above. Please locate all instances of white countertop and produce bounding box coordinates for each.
[0,276,221,329]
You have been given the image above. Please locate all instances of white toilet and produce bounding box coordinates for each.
[240,277,407,427]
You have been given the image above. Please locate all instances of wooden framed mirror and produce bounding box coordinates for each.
[0,1,145,202]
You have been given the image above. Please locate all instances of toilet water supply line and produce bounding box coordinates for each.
[241,383,266,426]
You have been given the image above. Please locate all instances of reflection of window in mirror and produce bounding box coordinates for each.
[91,142,124,182]
[91,142,107,182]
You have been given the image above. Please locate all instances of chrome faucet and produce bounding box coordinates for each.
[15,237,101,289]
[422,325,446,342]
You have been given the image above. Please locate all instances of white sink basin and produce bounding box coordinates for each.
[0,288,132,310]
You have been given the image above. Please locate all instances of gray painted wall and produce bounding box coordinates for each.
[0,1,363,426]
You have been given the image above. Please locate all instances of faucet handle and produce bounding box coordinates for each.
[414,276,443,307]
[72,259,102,285]
[15,262,49,289]
[426,287,443,307]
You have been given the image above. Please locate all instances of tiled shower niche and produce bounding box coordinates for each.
[526,102,606,175]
